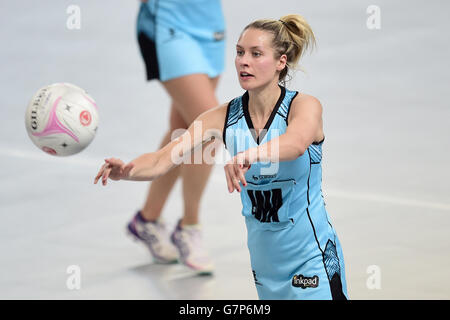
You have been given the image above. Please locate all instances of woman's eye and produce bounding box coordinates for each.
[237,50,244,56]
[253,51,261,57]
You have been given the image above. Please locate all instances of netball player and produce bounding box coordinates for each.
[128,0,226,273]
[96,14,348,299]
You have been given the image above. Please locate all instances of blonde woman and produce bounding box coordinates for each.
[97,14,348,299]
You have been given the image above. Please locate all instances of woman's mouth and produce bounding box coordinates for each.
[240,71,254,80]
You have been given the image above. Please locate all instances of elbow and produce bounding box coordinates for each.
[292,145,306,160]
[292,137,306,159]
[288,135,306,160]
[292,137,307,159]
[281,142,305,161]
[297,146,306,158]
[282,145,305,161]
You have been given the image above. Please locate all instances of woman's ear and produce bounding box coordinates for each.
[277,54,287,71]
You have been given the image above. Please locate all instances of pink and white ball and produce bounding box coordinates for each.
[25,83,99,156]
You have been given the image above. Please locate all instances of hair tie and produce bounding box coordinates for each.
[279,19,288,27]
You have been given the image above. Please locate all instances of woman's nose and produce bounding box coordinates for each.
[239,54,249,67]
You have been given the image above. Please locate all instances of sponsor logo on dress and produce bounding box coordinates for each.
[292,274,319,289]
[252,174,276,181]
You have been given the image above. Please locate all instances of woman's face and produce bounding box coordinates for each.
[235,28,286,91]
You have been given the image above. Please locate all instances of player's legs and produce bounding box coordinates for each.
[140,104,187,221]
[132,74,219,271]
[160,74,220,273]
[179,158,215,225]
[140,75,219,222]
[134,2,224,270]
[162,74,220,226]
[126,104,186,263]
[162,74,220,128]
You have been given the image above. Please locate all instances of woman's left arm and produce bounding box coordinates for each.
[242,95,323,164]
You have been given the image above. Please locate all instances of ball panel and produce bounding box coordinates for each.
[25,83,99,156]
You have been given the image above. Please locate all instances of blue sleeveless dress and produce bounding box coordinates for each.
[223,86,348,300]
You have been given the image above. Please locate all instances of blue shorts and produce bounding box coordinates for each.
[245,210,348,300]
[136,0,226,82]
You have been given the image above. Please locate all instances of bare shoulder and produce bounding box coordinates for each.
[289,93,323,117]
[287,93,324,143]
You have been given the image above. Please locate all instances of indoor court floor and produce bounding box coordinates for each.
[0,0,449,299]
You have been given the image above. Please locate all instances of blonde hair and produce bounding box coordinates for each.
[243,14,316,83]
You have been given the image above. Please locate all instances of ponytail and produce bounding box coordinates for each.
[243,14,316,84]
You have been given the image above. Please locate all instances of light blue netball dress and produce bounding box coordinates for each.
[223,86,348,300]
[136,0,225,81]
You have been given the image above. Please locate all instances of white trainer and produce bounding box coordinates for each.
[127,211,178,264]
[170,220,214,274]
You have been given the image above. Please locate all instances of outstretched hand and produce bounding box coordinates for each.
[224,152,252,193]
[94,158,134,186]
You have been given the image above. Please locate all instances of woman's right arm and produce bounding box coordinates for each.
[94,103,228,185]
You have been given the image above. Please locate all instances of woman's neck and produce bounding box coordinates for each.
[247,82,281,123]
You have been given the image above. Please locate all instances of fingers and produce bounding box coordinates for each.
[224,166,234,193]
[94,162,111,186]
[224,164,241,193]
[224,162,249,193]
[234,152,251,168]
[233,156,248,186]
[237,166,247,187]
[94,163,106,184]
[102,166,112,186]
[231,173,241,193]
[232,165,243,192]
[233,153,245,168]
[94,158,127,186]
